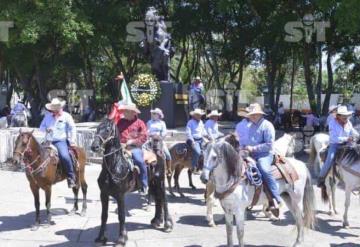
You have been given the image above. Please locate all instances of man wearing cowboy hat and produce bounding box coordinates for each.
[146,108,171,161]
[235,108,251,148]
[242,103,281,209]
[325,105,338,130]
[40,98,77,188]
[117,102,148,194]
[186,108,208,173]
[205,110,224,141]
[318,105,359,187]
[188,76,205,111]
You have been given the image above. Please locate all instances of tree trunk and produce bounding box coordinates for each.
[316,44,322,115]
[275,67,285,112]
[289,50,296,113]
[265,49,277,111]
[322,49,334,115]
[303,43,317,112]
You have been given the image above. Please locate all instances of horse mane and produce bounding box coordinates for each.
[336,144,360,167]
[219,142,241,179]
[224,133,239,150]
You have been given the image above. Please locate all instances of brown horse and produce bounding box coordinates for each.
[12,129,88,230]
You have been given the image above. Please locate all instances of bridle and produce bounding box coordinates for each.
[95,122,117,150]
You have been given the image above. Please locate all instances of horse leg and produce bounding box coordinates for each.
[225,212,234,247]
[188,169,196,190]
[80,178,88,217]
[282,193,304,247]
[330,177,338,215]
[234,209,245,247]
[69,186,79,216]
[174,166,184,197]
[167,172,175,196]
[30,182,40,231]
[151,182,163,228]
[95,191,109,245]
[162,179,173,232]
[44,186,53,227]
[343,186,351,228]
[206,182,216,227]
[115,195,128,247]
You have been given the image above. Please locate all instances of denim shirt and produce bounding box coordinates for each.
[204,119,222,140]
[39,111,77,144]
[235,119,251,147]
[147,119,167,138]
[244,118,275,159]
[329,119,359,144]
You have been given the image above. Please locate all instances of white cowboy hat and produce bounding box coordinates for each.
[194,76,201,81]
[328,105,338,113]
[237,108,249,117]
[150,108,164,119]
[118,102,141,114]
[190,108,205,116]
[336,105,352,116]
[246,103,266,116]
[45,98,66,112]
[207,110,222,118]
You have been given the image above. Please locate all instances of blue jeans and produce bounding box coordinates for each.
[319,143,339,178]
[131,148,148,188]
[256,154,281,203]
[52,141,74,180]
[163,145,172,161]
[190,140,202,169]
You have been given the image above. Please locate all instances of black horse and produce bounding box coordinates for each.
[91,118,173,246]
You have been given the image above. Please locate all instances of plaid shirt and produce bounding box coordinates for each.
[117,117,147,146]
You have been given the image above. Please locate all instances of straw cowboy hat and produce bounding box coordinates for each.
[194,76,201,81]
[150,108,164,119]
[190,108,205,116]
[207,110,222,118]
[246,103,266,116]
[328,105,338,113]
[237,108,249,117]
[45,98,66,112]
[118,102,141,114]
[336,105,352,116]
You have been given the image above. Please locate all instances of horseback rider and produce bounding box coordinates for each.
[205,110,224,141]
[186,108,209,174]
[235,108,250,148]
[39,98,77,188]
[11,99,28,126]
[325,105,338,130]
[146,108,172,162]
[242,103,281,210]
[117,102,148,195]
[317,105,359,187]
[188,76,205,111]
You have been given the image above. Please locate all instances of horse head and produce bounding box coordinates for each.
[13,128,35,166]
[91,118,116,153]
[200,141,241,184]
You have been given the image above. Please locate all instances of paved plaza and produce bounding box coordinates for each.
[0,162,359,247]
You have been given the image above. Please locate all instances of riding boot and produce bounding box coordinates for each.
[67,177,76,188]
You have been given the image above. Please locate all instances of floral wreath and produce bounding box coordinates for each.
[130,73,161,107]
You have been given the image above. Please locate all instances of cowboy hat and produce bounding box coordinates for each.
[207,110,222,118]
[194,76,201,81]
[237,108,249,117]
[150,108,164,119]
[336,105,352,116]
[45,98,66,112]
[246,103,266,116]
[190,108,205,116]
[328,105,338,113]
[118,102,141,114]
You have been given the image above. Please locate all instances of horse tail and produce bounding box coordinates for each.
[303,170,316,229]
[308,136,316,168]
[320,184,329,203]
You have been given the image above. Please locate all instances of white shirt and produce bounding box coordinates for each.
[329,119,359,144]
[147,119,167,138]
[186,119,207,141]
[204,119,223,140]
[39,111,77,144]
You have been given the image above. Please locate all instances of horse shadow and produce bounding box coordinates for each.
[0,208,69,233]
[40,222,152,247]
[330,243,360,247]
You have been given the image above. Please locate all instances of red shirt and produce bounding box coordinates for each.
[117,117,147,146]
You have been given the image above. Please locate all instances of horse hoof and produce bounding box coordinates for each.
[343,222,350,229]
[95,236,107,245]
[80,210,86,217]
[334,210,339,215]
[68,209,76,216]
[208,221,216,227]
[179,193,185,198]
[151,218,162,228]
[30,223,40,231]
[191,186,197,190]
[116,236,128,246]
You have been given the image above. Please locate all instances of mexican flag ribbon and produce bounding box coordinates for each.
[108,78,133,124]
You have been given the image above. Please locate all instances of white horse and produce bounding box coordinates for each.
[205,133,297,226]
[201,141,316,247]
[308,133,339,215]
[322,145,360,228]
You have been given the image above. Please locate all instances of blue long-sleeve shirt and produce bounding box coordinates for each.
[329,119,359,144]
[243,117,275,159]
[235,119,251,147]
